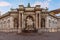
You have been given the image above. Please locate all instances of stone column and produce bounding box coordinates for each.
[22,13,24,29]
[35,11,41,33]
[45,17,48,28]
[36,13,38,29]
[18,11,22,33]
[39,12,41,29]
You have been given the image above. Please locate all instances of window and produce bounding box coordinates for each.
[0,22,2,28]
[14,18,18,29]
[4,21,6,27]
[7,20,10,28]
[41,18,45,28]
[49,20,51,27]
[7,20,10,23]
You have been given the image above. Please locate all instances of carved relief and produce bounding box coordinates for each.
[24,15,35,30]
[26,17,33,26]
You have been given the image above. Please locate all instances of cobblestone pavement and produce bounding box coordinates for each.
[0,32,60,40]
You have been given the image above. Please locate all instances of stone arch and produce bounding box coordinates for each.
[23,15,36,32]
[25,15,34,29]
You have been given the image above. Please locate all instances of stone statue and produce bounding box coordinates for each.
[26,17,34,30]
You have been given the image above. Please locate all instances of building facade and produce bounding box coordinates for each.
[0,3,60,33]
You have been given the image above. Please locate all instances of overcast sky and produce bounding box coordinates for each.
[0,0,60,15]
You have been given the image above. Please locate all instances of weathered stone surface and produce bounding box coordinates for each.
[0,4,59,33]
[0,32,60,40]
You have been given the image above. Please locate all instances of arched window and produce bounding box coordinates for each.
[1,22,3,28]
[4,21,6,27]
[41,18,45,28]
[7,20,10,28]
[14,18,18,29]
[49,20,51,27]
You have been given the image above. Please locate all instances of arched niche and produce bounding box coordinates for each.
[22,15,36,33]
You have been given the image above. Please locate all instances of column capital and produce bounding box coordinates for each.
[19,11,24,13]
[35,11,41,14]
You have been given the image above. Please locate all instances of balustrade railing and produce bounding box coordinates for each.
[39,28,60,32]
[0,28,60,32]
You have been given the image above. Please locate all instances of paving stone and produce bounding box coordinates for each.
[0,32,60,40]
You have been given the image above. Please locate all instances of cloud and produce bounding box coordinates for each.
[31,0,52,8]
[43,0,51,2]
[0,1,11,7]
[46,0,51,2]
[0,10,6,15]
[31,2,48,8]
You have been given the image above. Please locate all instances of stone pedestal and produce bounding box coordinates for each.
[17,28,22,33]
[38,28,45,34]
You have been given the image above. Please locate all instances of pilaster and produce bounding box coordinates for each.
[35,13,38,29]
[39,12,41,29]
[18,11,24,33]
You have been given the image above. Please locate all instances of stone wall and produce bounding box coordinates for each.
[45,15,58,32]
[0,15,16,32]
